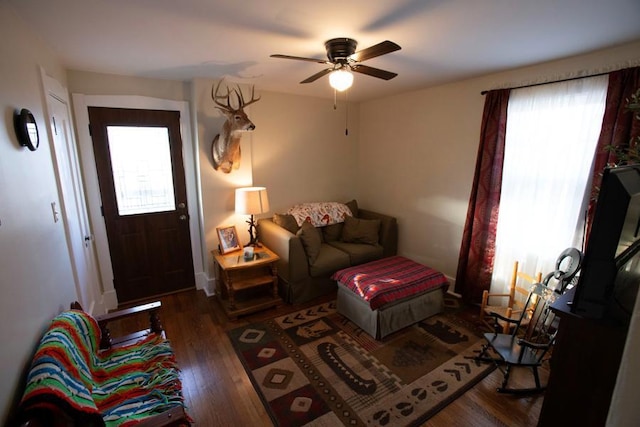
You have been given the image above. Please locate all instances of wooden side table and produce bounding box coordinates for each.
[212,246,282,319]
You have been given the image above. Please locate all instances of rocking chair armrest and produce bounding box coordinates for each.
[487,311,520,324]
[487,311,521,335]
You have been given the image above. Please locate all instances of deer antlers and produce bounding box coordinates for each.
[211,80,261,114]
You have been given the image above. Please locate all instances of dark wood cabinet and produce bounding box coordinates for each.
[538,288,628,426]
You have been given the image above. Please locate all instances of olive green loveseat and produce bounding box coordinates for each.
[257,200,398,304]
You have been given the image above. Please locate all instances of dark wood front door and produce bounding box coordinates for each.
[88,107,195,303]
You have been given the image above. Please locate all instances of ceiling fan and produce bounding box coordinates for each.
[270,38,401,91]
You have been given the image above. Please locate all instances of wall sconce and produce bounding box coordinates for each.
[235,186,270,246]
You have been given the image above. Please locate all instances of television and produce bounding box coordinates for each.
[571,164,640,326]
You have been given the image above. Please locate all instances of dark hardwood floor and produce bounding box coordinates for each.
[113,289,548,426]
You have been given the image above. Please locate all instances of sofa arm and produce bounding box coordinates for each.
[359,209,398,257]
[257,218,309,284]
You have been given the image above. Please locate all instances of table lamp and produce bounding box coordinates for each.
[235,186,270,246]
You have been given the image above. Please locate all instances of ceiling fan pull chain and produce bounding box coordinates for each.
[345,89,349,136]
[333,88,337,110]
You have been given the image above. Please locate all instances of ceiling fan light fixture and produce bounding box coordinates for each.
[329,69,353,91]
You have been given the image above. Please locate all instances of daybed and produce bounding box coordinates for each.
[15,301,190,426]
[257,200,398,304]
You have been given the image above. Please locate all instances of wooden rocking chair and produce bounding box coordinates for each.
[476,282,558,394]
[480,261,542,333]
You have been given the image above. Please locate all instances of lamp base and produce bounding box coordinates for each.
[245,214,260,247]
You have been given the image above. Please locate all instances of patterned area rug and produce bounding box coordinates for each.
[228,301,494,426]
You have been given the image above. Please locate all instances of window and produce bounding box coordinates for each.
[490,76,609,295]
[107,126,176,216]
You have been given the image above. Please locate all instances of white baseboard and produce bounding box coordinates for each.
[446,290,462,298]
[202,275,216,297]
[94,272,213,313]
[103,289,118,311]
[194,271,207,290]
[444,274,458,296]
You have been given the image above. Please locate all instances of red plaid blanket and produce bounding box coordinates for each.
[332,256,448,310]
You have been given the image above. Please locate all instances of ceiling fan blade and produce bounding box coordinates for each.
[270,54,330,65]
[300,68,333,84]
[350,40,401,62]
[351,64,398,80]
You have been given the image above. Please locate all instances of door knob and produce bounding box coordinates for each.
[179,214,187,221]
[178,202,186,209]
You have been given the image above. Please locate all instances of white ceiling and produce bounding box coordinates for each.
[7,0,640,102]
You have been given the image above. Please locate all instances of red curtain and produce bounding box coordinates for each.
[586,67,640,241]
[455,89,510,303]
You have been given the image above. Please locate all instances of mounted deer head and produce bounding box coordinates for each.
[211,80,261,173]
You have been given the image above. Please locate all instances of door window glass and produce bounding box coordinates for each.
[107,126,176,215]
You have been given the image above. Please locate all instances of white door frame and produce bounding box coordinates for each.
[72,94,206,310]
[39,68,102,313]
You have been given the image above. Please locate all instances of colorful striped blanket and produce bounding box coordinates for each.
[18,309,187,426]
[332,256,448,310]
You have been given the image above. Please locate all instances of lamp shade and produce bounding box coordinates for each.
[235,187,270,215]
[329,69,353,92]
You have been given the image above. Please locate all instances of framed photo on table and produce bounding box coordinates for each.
[217,225,241,254]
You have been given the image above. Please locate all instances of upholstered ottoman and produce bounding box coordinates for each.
[332,256,448,339]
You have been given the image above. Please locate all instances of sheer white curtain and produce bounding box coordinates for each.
[490,76,609,295]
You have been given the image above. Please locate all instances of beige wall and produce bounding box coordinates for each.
[67,69,191,101]
[193,80,359,277]
[250,91,359,212]
[358,82,483,276]
[0,4,77,423]
[359,40,640,282]
[2,1,640,421]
